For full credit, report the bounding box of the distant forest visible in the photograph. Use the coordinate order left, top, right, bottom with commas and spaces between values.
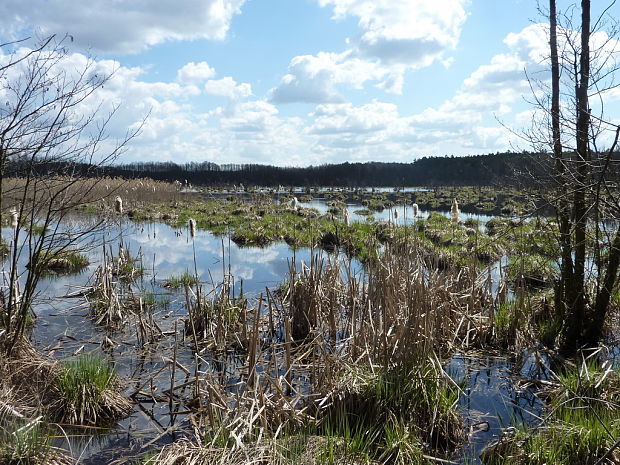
102, 152, 550, 187
12, 151, 620, 187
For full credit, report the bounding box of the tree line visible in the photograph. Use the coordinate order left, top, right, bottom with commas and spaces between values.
90, 151, 550, 187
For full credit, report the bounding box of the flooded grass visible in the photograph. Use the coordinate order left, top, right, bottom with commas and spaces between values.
163, 271, 199, 289
52, 353, 131, 426
37, 249, 90, 274
0, 419, 70, 465
483, 357, 620, 464
1, 183, 619, 464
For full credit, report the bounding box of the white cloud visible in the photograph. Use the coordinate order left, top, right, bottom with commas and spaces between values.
6, 19, 618, 168
270, 51, 386, 104
220, 101, 279, 132
0, 0, 246, 54
309, 102, 399, 135
270, 0, 468, 104
204, 77, 252, 99
176, 61, 216, 85
319, 0, 467, 65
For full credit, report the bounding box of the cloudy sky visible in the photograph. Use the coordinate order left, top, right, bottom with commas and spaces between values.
0, 0, 618, 166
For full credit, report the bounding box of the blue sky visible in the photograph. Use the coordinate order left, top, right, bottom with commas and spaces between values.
0, 0, 618, 166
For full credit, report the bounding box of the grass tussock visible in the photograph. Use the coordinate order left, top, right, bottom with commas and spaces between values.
506, 254, 557, 289
32, 249, 89, 274
483, 356, 620, 465
317, 358, 464, 462
0, 346, 129, 429
0, 341, 59, 417
112, 245, 144, 281
163, 271, 198, 289
50, 353, 131, 426
0, 418, 73, 465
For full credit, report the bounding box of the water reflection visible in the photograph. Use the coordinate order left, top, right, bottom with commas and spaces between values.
2, 213, 538, 464
449, 354, 544, 464
299, 199, 496, 226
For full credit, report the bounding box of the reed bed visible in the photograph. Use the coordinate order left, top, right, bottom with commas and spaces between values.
85, 243, 150, 327
1, 176, 181, 215
184, 278, 249, 352
127, 243, 497, 464
285, 243, 494, 359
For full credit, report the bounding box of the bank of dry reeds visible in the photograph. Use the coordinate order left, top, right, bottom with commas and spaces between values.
1, 176, 180, 216
136, 244, 488, 464
285, 243, 493, 359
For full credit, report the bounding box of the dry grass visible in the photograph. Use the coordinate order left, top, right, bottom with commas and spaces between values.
184, 279, 249, 352
284, 243, 493, 360
132, 245, 484, 465
0, 338, 130, 428
2, 176, 181, 216
85, 244, 151, 330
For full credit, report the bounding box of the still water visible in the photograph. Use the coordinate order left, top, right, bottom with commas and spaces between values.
0, 199, 539, 464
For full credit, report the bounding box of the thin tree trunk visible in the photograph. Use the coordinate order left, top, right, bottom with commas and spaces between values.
549, 0, 574, 325
562, 0, 591, 355
585, 226, 620, 347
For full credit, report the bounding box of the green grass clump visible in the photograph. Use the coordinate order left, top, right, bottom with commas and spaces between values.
186, 291, 247, 350
492, 300, 530, 348
35, 249, 89, 274
484, 361, 620, 465
353, 208, 374, 217
164, 271, 199, 289
0, 420, 54, 465
506, 254, 557, 288
113, 247, 144, 281
320, 359, 463, 463
536, 316, 563, 349
53, 353, 130, 426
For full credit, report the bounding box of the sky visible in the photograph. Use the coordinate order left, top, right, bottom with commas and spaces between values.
0, 0, 619, 167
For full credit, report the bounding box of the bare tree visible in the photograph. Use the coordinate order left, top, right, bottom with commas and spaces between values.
0, 35, 141, 353
530, 0, 620, 355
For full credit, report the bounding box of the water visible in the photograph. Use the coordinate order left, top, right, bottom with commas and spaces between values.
449, 353, 546, 463
1, 212, 542, 463
299, 198, 495, 226
6, 218, 362, 462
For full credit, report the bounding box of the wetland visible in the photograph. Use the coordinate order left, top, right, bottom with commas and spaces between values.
1, 180, 619, 465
